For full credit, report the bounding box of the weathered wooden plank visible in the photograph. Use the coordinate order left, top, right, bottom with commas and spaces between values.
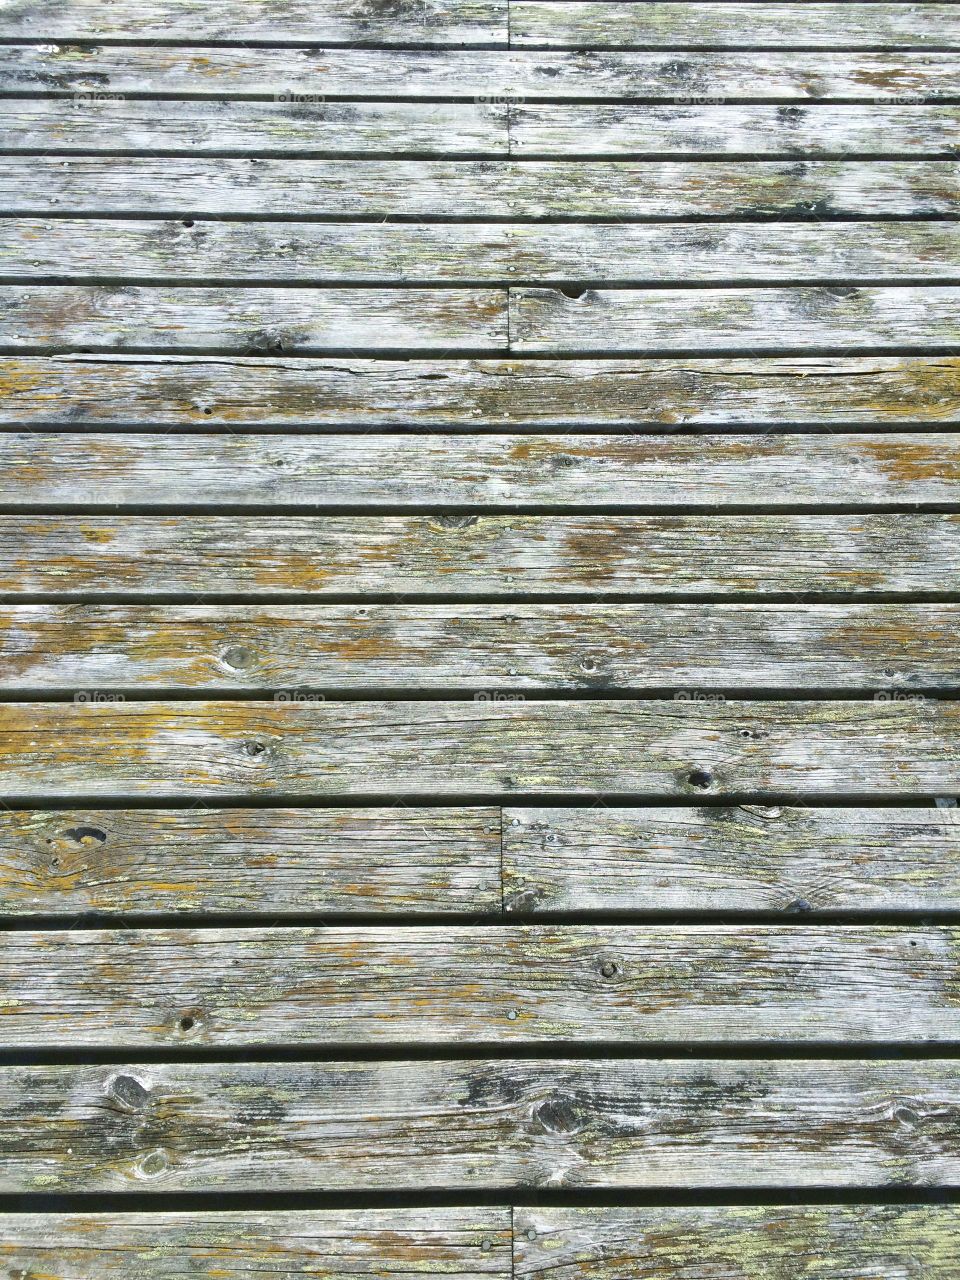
512, 4, 960, 49
1, 515, 956, 596
0, 0, 509, 43
7, 220, 958, 283
5, 925, 960, 1046
5, 158, 955, 217
511, 104, 960, 156
4, 355, 958, 427
13, 101, 958, 159
4, 604, 960, 692
5, 100, 508, 156
1, 699, 958, 799
2, 1059, 958, 1190
5, 433, 960, 506
510, 287, 960, 353
513, 1206, 960, 1279
2, 48, 956, 99
0, 1210, 513, 1279
0, 287, 507, 354
503, 806, 960, 912
0, 807, 500, 915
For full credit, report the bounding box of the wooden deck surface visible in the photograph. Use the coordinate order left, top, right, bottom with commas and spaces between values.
1, 0, 959, 1275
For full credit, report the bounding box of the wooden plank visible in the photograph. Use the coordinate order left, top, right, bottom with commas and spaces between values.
512, 4, 960, 50
503, 806, 960, 912
5, 924, 960, 1046
5, 100, 508, 156
1, 1058, 958, 1190
5, 433, 960, 507
511, 104, 960, 157
0, 287, 507, 354
0, 1209, 514, 1278
0, 699, 958, 799
3, 355, 958, 427
5, 158, 955, 217
0, 807, 500, 916
4, 604, 960, 692
1, 514, 956, 596
510, 286, 960, 354
0, 0, 509, 43
513, 1206, 960, 1279
7, 220, 959, 283
2, 48, 956, 99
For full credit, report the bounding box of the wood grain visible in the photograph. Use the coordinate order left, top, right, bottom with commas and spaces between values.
0, 287, 507, 354
3, 604, 959, 692
0, 1209, 513, 1279
1, 515, 957, 596
503, 806, 960, 912
514, 1206, 960, 1279
512, 4, 960, 49
0, 806, 500, 915
7, 159, 955, 217
1, 1058, 958, 1190
5, 433, 960, 506
0, 0, 509, 43
4, 356, 958, 427
4, 924, 960, 1046
8, 220, 958, 283
509, 286, 960, 353
0, 699, 958, 799
2, 47, 955, 99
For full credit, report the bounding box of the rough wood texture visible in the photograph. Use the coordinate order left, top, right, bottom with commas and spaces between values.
512, 4, 960, 49
4, 100, 509, 157
513, 1206, 960, 1279
511, 104, 960, 157
4, 356, 958, 427
0, 287, 507, 354
510, 287, 960, 353
0, 0, 508, 43
9, 220, 959, 283
0, 807, 500, 916
1, 699, 958, 799
2, 514, 957, 596
503, 806, 960, 912
2, 48, 956, 99
3, 604, 959, 692
7, 159, 956, 218
5, 924, 960, 1046
2, 1059, 958, 1191
5, 433, 960, 506
0, 1210, 513, 1279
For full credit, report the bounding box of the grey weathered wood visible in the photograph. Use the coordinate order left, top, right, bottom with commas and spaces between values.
0, 0, 509, 43
0, 807, 500, 915
0, 287, 507, 354
5, 924, 960, 1046
512, 4, 960, 49
5, 433, 960, 506
1, 699, 958, 798
511, 104, 960, 156
5, 100, 508, 156
4, 604, 960, 692
6, 220, 958, 283
503, 806, 960, 912
1, 1059, 958, 1190
2, 47, 955, 99
514, 1206, 960, 1279
5, 158, 955, 218
2, 514, 957, 596
3, 355, 958, 427
510, 287, 960, 353
0, 1210, 513, 1279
